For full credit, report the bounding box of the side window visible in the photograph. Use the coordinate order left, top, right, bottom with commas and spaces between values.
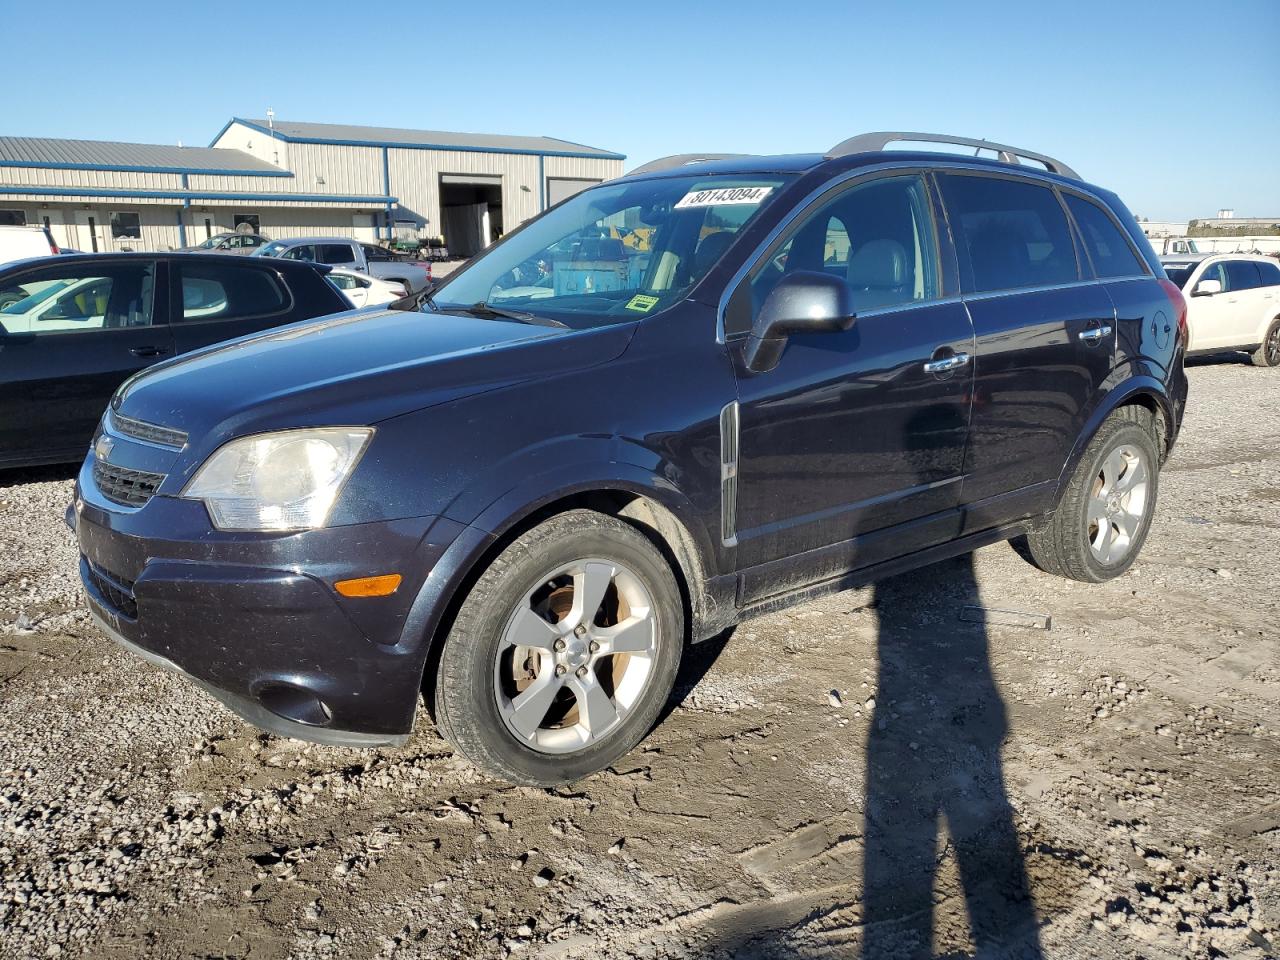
363, 245, 391, 262
177, 263, 289, 323
1257, 260, 1280, 287
319, 244, 355, 265
1197, 262, 1227, 292
1224, 261, 1261, 291
940, 174, 1079, 293
1065, 195, 1145, 278
281, 245, 316, 262
748, 175, 940, 320
0, 263, 155, 335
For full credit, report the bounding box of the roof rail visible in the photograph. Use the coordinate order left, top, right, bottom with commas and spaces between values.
625, 153, 752, 177
826, 132, 1080, 180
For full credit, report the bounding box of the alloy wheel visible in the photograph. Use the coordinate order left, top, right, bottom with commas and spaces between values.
493, 559, 658, 754
1086, 444, 1150, 565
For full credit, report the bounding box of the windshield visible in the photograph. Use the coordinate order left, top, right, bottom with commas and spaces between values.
0, 279, 75, 315
255, 241, 289, 258
1162, 263, 1198, 288
433, 174, 790, 328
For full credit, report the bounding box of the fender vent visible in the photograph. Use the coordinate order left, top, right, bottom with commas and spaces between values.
720, 401, 740, 547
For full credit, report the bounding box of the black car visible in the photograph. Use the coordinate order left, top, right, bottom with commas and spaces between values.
0, 253, 349, 468
72, 132, 1189, 785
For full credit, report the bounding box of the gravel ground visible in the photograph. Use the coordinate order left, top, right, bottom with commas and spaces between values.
1, 358, 1278, 960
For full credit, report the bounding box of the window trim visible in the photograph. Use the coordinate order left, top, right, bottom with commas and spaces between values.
170, 261, 294, 327
937, 169, 1087, 296
715, 158, 1130, 343
721, 168, 950, 340
0, 259, 162, 337
1058, 188, 1151, 281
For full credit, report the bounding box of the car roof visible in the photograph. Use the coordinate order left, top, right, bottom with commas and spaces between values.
267, 236, 358, 245
618, 149, 1098, 190
1160, 253, 1276, 265
0, 251, 332, 275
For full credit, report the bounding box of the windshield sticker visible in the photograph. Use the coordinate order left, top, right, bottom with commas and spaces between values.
625, 294, 661, 313
674, 186, 774, 209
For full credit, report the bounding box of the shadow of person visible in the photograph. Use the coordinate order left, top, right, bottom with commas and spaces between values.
861, 555, 1043, 959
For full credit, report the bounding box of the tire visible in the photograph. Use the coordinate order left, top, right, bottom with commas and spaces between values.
1250, 318, 1280, 367
1024, 406, 1160, 583
434, 509, 684, 785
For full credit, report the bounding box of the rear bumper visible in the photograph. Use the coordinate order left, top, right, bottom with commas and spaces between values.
72, 477, 470, 745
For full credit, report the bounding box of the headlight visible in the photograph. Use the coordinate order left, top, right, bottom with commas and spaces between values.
182, 427, 373, 531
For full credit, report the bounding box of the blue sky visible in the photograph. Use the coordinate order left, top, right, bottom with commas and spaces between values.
5, 0, 1277, 220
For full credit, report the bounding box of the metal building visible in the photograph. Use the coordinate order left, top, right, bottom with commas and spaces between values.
0, 119, 625, 257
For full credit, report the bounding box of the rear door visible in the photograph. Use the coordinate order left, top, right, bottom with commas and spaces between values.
0, 258, 169, 465
169, 259, 297, 355
318, 242, 361, 271
938, 172, 1116, 526
1222, 260, 1264, 346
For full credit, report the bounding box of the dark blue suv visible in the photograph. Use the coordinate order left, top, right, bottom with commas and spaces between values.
72, 133, 1189, 784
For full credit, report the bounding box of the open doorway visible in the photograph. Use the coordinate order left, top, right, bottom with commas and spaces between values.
439, 175, 503, 258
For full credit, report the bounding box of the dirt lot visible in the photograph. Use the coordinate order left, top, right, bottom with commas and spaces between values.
1, 358, 1278, 960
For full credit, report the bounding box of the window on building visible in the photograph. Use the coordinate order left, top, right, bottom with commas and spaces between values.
233, 214, 260, 234
176, 262, 288, 323
0, 210, 27, 227
1065, 194, 1145, 278
940, 175, 1080, 292
110, 211, 142, 241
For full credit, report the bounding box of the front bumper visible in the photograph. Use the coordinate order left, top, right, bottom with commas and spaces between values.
72, 464, 469, 746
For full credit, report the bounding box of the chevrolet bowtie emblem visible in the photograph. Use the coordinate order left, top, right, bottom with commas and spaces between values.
94, 435, 115, 462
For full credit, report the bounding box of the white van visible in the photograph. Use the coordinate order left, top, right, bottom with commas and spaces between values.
0, 225, 59, 268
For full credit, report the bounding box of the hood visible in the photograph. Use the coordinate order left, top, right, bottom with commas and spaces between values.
114, 308, 636, 443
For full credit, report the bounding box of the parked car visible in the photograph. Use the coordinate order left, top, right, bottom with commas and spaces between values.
253, 237, 433, 292
0, 253, 349, 468
72, 132, 1188, 785
1161, 254, 1280, 366
0, 224, 58, 269
182, 232, 271, 255
326, 269, 408, 308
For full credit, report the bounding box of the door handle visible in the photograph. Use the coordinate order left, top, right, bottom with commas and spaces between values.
923, 352, 971, 374
130, 345, 170, 358
1078, 324, 1113, 343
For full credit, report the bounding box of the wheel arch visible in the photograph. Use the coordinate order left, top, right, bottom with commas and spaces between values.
1053, 377, 1174, 504
410, 479, 722, 721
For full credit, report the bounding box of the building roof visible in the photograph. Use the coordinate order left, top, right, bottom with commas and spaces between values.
226, 118, 625, 160
0, 136, 289, 177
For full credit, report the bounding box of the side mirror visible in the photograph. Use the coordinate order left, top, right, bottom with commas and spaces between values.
744, 271, 856, 373
1192, 278, 1222, 297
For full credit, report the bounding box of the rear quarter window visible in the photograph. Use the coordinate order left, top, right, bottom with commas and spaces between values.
940, 174, 1079, 293
1065, 195, 1145, 278
177, 263, 289, 322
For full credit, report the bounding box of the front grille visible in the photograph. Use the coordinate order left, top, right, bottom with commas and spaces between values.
85, 560, 138, 620
109, 412, 188, 449
92, 461, 165, 507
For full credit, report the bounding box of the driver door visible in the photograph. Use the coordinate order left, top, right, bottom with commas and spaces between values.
725, 173, 975, 601
0, 259, 170, 465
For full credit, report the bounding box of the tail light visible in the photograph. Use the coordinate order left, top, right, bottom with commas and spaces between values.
1158, 278, 1188, 348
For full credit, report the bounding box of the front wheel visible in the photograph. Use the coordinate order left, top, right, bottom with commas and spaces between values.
434, 510, 684, 785
1251, 318, 1280, 368
1024, 406, 1160, 583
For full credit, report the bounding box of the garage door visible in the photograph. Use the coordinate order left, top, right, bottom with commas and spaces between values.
547, 178, 601, 207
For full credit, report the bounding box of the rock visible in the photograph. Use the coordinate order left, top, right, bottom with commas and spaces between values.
1216, 568, 1233, 579
607, 839, 624, 855
827, 690, 842, 707
532, 868, 554, 888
